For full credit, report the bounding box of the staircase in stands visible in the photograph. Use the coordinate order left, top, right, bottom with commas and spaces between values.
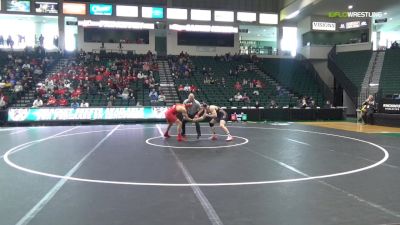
157, 60, 180, 106
12, 58, 67, 107
359, 51, 385, 106
249, 62, 298, 103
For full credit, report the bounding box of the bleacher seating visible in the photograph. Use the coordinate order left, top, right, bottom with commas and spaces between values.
172, 55, 296, 107
333, 50, 372, 93
257, 58, 324, 106
35, 51, 163, 107
0, 49, 56, 109
379, 49, 400, 97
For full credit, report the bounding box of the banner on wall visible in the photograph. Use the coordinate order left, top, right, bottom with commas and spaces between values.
312, 22, 336, 31
89, 4, 112, 16
35, 2, 59, 14
7, 0, 30, 12
7, 107, 168, 122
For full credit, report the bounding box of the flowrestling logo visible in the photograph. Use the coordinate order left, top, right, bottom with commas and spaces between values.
328, 11, 383, 18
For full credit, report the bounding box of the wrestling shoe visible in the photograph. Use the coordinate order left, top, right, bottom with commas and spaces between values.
226, 135, 233, 142
177, 134, 183, 142
209, 135, 217, 141
164, 133, 171, 138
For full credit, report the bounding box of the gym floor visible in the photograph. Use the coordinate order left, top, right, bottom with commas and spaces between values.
1, 122, 400, 225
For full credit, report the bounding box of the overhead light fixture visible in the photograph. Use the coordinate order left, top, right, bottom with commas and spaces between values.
390, 18, 393, 20
169, 24, 238, 33
286, 10, 300, 19
384, 12, 388, 15
348, 5, 353, 10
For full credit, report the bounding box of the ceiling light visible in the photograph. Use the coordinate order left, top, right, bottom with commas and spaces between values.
390, 18, 393, 20
384, 12, 388, 15
348, 5, 353, 10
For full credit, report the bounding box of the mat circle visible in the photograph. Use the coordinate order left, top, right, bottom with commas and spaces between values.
145, 134, 249, 149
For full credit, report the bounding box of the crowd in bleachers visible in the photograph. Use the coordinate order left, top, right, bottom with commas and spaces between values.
0, 48, 330, 109
0, 49, 54, 109
170, 52, 296, 107
32, 50, 164, 108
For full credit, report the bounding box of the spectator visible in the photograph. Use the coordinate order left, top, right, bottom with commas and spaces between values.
158, 92, 166, 105
128, 89, 136, 100
242, 92, 250, 103
203, 76, 210, 84
22, 62, 31, 70
299, 97, 307, 108
249, 81, 254, 89
14, 81, 24, 94
107, 95, 115, 107
256, 80, 263, 88
253, 89, 259, 96
0, 93, 8, 109
80, 99, 89, 107
58, 96, 68, 106
120, 88, 129, 100
32, 96, 43, 108
39, 34, 44, 46
276, 85, 284, 96
190, 84, 197, 93
269, 100, 279, 109
184, 84, 191, 92
46, 95, 57, 107
254, 100, 260, 108
149, 88, 158, 103
234, 82, 242, 91
242, 78, 248, 86
323, 100, 332, 109
308, 100, 317, 109
178, 84, 184, 92
71, 100, 79, 109
234, 92, 242, 102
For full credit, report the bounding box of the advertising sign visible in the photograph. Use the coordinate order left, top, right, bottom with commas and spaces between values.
63, 3, 86, 15
142, 7, 163, 19
89, 4, 112, 16
312, 21, 336, 31
35, 2, 58, 14
7, 0, 30, 12
8, 107, 169, 122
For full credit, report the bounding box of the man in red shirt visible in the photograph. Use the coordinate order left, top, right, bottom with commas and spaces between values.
47, 95, 57, 106
58, 96, 68, 106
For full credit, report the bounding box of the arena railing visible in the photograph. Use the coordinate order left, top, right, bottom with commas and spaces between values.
4, 106, 345, 125
296, 54, 333, 102
327, 45, 358, 107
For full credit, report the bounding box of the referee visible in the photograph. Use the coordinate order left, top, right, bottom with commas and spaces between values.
181, 93, 202, 139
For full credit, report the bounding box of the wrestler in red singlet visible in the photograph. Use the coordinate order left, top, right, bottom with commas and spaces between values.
164, 103, 193, 141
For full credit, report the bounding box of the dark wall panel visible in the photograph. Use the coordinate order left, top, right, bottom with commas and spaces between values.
84, 28, 150, 44
170, 0, 278, 12
177, 32, 234, 47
